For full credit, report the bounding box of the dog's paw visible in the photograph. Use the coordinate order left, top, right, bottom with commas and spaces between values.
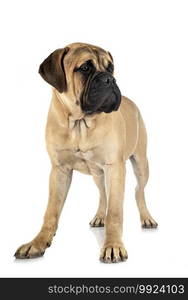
14, 239, 51, 259
89, 215, 105, 227
100, 243, 128, 263
141, 215, 158, 228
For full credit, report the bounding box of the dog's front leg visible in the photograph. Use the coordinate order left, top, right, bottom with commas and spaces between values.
15, 166, 72, 259
100, 162, 128, 263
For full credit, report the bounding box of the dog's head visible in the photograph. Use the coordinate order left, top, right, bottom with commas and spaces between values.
39, 43, 121, 115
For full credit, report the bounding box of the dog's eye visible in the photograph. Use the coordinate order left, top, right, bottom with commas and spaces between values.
79, 63, 90, 73
106, 62, 114, 73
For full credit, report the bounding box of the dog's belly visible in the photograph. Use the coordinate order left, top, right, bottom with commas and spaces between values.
73, 151, 103, 176
72, 158, 91, 174
56, 149, 103, 175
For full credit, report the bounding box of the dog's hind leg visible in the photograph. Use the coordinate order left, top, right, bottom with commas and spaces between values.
130, 153, 158, 228
89, 173, 107, 227
129, 111, 158, 228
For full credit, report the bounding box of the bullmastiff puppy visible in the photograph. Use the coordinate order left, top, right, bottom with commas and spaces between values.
15, 42, 157, 263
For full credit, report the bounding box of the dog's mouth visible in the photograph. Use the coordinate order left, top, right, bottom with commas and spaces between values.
81, 72, 121, 115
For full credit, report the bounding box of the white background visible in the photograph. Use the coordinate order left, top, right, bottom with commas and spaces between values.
0, 0, 188, 278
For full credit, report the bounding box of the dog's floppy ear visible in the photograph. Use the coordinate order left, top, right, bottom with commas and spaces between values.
39, 47, 69, 93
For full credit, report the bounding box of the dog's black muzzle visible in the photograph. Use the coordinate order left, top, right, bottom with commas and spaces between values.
81, 72, 121, 115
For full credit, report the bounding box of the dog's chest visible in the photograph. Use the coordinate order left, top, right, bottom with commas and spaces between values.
68, 119, 95, 159
70, 119, 88, 141
56, 118, 112, 166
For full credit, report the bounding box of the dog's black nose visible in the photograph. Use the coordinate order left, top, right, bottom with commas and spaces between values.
100, 74, 115, 86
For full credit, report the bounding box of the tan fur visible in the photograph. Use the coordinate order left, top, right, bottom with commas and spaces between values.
15, 43, 157, 262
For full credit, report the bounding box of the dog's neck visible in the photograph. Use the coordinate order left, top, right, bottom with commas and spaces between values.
54, 89, 83, 120
51, 89, 107, 129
